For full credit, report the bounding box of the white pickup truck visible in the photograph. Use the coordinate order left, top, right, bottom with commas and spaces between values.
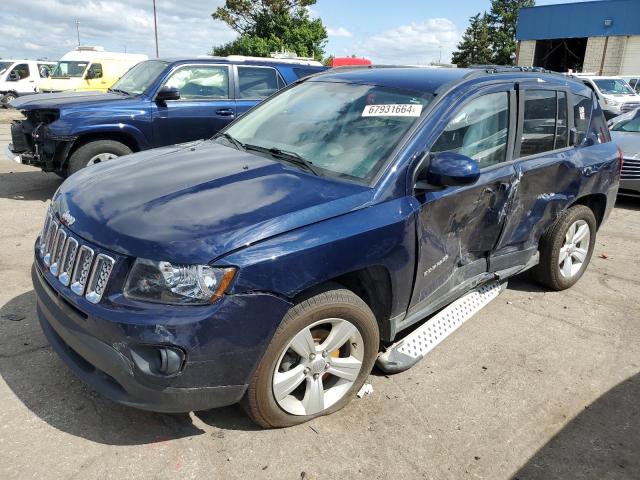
0, 60, 56, 106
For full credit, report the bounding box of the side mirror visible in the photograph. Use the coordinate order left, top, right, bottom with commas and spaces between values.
156, 86, 180, 103
415, 151, 480, 190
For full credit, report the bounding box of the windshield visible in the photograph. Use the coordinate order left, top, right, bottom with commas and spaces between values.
610, 110, 640, 132
0, 62, 13, 75
594, 79, 635, 95
224, 81, 432, 182
51, 61, 88, 78
110, 60, 169, 95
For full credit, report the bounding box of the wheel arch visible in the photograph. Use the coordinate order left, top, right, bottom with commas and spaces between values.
570, 193, 608, 229
68, 130, 141, 160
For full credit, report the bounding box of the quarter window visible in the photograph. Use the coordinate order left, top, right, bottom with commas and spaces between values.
237, 67, 280, 99
431, 91, 509, 168
164, 66, 229, 100
572, 94, 592, 144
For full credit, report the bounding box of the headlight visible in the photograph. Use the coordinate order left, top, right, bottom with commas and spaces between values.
604, 98, 621, 107
124, 258, 235, 305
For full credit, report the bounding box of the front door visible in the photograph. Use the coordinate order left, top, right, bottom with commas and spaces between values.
407, 86, 517, 321
151, 64, 235, 146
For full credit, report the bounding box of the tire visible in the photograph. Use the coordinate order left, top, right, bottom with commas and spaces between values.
1, 92, 16, 107
244, 287, 379, 428
532, 205, 597, 291
67, 140, 132, 176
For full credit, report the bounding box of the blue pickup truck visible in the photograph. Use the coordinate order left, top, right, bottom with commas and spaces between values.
8, 56, 325, 176
32, 67, 620, 427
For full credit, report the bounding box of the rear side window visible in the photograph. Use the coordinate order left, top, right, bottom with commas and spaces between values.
520, 90, 568, 157
573, 94, 593, 144
237, 66, 279, 99
431, 91, 509, 168
11, 63, 30, 80
293, 67, 321, 79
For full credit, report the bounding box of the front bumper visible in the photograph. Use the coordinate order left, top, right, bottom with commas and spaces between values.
33, 251, 292, 413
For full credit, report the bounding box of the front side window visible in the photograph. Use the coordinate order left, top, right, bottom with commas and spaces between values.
237, 66, 279, 99
110, 60, 168, 95
87, 63, 103, 79
431, 91, 509, 168
225, 80, 431, 182
51, 61, 88, 78
10, 64, 30, 80
163, 65, 229, 100
594, 79, 635, 95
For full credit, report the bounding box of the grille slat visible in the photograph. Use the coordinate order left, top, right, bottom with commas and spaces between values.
49, 229, 67, 276
58, 237, 79, 286
43, 221, 59, 266
85, 254, 115, 304
70, 245, 95, 296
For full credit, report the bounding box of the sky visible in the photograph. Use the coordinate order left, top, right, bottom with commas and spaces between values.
0, 0, 599, 64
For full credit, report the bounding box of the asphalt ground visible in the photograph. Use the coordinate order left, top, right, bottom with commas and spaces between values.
0, 108, 639, 479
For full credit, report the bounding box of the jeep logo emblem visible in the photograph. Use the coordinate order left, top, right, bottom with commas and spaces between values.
60, 210, 75, 226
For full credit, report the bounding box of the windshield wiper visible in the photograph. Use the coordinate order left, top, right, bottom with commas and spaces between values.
215, 132, 245, 151
244, 144, 321, 176
108, 88, 130, 96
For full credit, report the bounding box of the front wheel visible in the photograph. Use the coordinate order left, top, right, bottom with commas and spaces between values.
532, 205, 597, 290
67, 140, 132, 176
244, 287, 379, 428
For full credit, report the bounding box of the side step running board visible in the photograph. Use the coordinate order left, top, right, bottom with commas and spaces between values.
376, 281, 506, 374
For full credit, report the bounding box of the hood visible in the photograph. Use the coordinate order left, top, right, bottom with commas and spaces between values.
603, 93, 640, 103
11, 91, 130, 110
610, 131, 640, 159
53, 141, 374, 264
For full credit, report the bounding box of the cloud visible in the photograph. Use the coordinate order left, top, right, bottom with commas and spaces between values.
360, 18, 459, 65
327, 26, 353, 38
0, 0, 237, 60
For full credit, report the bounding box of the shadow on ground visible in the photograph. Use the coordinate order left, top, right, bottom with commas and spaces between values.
513, 372, 640, 479
615, 196, 640, 212
0, 170, 62, 202
0, 290, 260, 446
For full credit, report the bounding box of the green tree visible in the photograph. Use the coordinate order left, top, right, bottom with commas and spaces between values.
451, 13, 492, 67
211, 0, 327, 61
487, 0, 535, 65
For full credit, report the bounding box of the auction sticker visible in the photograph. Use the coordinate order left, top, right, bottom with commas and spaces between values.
362, 104, 423, 117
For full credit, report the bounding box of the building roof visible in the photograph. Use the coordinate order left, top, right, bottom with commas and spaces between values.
516, 0, 640, 41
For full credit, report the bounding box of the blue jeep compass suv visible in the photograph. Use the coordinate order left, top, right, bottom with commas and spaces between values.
32, 67, 620, 427
8, 56, 325, 176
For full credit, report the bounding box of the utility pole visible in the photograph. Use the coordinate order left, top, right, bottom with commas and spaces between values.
76, 20, 81, 47
153, 0, 159, 58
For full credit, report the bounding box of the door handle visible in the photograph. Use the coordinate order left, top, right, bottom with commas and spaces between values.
215, 108, 234, 116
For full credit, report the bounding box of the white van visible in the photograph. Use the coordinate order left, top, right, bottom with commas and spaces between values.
0, 60, 56, 104
574, 74, 640, 119
41, 46, 147, 93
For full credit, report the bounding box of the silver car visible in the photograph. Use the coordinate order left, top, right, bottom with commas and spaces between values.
609, 109, 640, 196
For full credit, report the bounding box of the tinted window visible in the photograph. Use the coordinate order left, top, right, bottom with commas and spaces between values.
594, 79, 635, 95
520, 90, 557, 156
431, 92, 509, 168
573, 94, 592, 144
237, 66, 279, 99
11, 64, 30, 80
111, 60, 168, 95
87, 63, 103, 78
293, 67, 322, 79
164, 65, 229, 99
38, 64, 52, 78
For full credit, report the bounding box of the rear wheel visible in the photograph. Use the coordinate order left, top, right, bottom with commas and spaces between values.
532, 205, 596, 290
67, 140, 132, 176
244, 287, 379, 428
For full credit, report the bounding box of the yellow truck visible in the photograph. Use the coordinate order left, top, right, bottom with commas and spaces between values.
41, 46, 147, 93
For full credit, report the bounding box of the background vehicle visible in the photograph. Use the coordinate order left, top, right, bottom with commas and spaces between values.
0, 60, 56, 105
620, 76, 640, 94
40, 46, 147, 93
8, 56, 326, 176
32, 68, 620, 427
574, 74, 640, 119
609, 108, 640, 196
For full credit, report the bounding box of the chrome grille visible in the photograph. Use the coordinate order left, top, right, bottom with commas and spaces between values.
85, 254, 115, 304
58, 237, 79, 286
37, 211, 116, 304
70, 245, 95, 296
622, 158, 640, 180
49, 228, 67, 276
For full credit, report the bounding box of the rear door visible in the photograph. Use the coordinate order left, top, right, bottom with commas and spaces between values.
491, 85, 578, 269
234, 65, 286, 117
151, 64, 235, 146
407, 85, 517, 322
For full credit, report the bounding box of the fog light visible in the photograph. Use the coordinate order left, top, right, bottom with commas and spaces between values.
130, 344, 185, 377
